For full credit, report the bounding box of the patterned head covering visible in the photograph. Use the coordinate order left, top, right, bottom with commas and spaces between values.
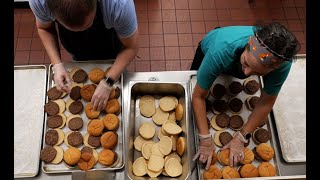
249, 34, 291, 68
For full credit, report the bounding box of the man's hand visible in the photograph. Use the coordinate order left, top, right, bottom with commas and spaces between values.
221, 132, 245, 167
193, 134, 215, 170
91, 80, 112, 111
52, 63, 72, 92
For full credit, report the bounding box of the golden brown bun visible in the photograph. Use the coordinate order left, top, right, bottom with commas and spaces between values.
85, 102, 100, 119
77, 152, 96, 171
217, 149, 230, 166
256, 143, 274, 161
88, 68, 105, 84
105, 99, 120, 115
240, 147, 254, 164
176, 137, 185, 156
103, 114, 119, 131
100, 131, 118, 149
87, 119, 104, 136
203, 165, 222, 179
258, 162, 276, 177
210, 151, 218, 165
63, 147, 81, 166
221, 166, 240, 178
98, 149, 117, 166
109, 86, 121, 99
80, 84, 96, 101
175, 104, 183, 121
239, 164, 259, 178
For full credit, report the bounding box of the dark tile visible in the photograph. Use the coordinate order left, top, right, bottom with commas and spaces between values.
205, 21, 220, 33
216, 9, 232, 20
215, 0, 232, 8
192, 34, 205, 46
293, 31, 305, 44
136, 48, 150, 60
149, 22, 163, 34
219, 20, 239, 27
299, 43, 305, 54
33, 26, 39, 37
230, 9, 255, 21
270, 8, 286, 20
126, 61, 136, 72
150, 35, 164, 47
178, 34, 193, 46
162, 0, 175, 9
18, 25, 34, 37
134, 0, 148, 10
294, 0, 306, 7
175, 0, 189, 9
179, 47, 194, 59
29, 51, 45, 64
31, 38, 44, 50
189, 0, 203, 9
284, 8, 299, 19
15, 51, 30, 65
287, 20, 303, 31
165, 47, 180, 60
16, 38, 32, 50
151, 61, 166, 71
164, 34, 178, 46
166, 60, 181, 70
136, 10, 148, 22
203, 10, 218, 21
202, 0, 216, 9
162, 10, 176, 21
14, 27, 19, 38
150, 47, 165, 60
176, 10, 190, 21
135, 60, 151, 72
163, 22, 177, 33
177, 22, 192, 33
297, 7, 305, 20
180, 59, 193, 70
191, 22, 205, 33
138, 22, 149, 34
61, 50, 73, 62
148, 10, 162, 22
14, 38, 17, 51
139, 35, 150, 47
190, 10, 204, 21
148, 0, 162, 10
281, 0, 296, 7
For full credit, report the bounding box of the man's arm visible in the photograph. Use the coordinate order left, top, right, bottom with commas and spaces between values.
192, 83, 210, 135
36, 20, 61, 65
241, 91, 277, 134
105, 30, 139, 81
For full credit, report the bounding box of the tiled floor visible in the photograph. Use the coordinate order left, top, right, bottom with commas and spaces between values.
14, 0, 306, 72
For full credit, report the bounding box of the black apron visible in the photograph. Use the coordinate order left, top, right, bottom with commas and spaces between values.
56, 1, 123, 61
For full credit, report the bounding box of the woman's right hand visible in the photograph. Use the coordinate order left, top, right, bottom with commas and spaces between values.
192, 134, 215, 170
52, 63, 72, 92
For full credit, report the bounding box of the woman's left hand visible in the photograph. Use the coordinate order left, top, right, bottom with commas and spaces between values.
221, 135, 245, 167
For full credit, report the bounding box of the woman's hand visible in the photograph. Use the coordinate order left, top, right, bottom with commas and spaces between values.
91, 80, 112, 111
221, 131, 245, 167
193, 134, 215, 170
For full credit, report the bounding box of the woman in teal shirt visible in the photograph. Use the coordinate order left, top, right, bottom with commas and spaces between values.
191, 23, 300, 169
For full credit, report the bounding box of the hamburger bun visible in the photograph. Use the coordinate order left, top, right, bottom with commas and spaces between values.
88, 67, 105, 84
240, 147, 254, 164
221, 166, 240, 178
217, 149, 230, 166
239, 164, 259, 178
258, 162, 276, 177
87, 119, 104, 136
256, 143, 274, 161
63, 147, 81, 166
98, 149, 117, 166
100, 131, 118, 149
203, 165, 222, 179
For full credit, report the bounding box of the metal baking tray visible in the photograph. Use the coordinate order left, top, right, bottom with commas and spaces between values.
189, 74, 279, 179
41, 61, 124, 173
271, 55, 306, 163
14, 65, 47, 178
125, 82, 192, 180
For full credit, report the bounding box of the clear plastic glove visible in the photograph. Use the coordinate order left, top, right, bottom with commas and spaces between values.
193, 134, 215, 170
91, 80, 112, 111
52, 63, 72, 92
221, 131, 245, 167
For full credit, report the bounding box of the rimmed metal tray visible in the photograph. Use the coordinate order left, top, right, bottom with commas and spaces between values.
42, 61, 124, 173
189, 74, 279, 179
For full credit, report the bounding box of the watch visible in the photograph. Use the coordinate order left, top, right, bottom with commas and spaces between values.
242, 131, 252, 140
104, 76, 115, 87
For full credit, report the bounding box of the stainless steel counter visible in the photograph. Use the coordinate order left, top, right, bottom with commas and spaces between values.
15, 71, 306, 180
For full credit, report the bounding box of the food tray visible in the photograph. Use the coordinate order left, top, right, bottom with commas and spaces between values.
42, 61, 124, 173
14, 65, 47, 178
189, 74, 279, 179
271, 56, 306, 163
125, 82, 192, 180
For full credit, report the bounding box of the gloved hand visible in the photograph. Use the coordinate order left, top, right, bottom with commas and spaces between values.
52, 63, 72, 92
221, 131, 245, 167
91, 80, 112, 111
193, 134, 215, 170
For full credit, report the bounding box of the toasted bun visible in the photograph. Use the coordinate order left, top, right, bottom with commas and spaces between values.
103, 113, 120, 131
175, 104, 183, 121
239, 164, 259, 178
88, 67, 105, 84
63, 147, 81, 166
258, 162, 276, 177
256, 143, 274, 161
85, 102, 100, 119
240, 147, 254, 164
87, 119, 104, 136
98, 149, 117, 166
203, 165, 222, 179
176, 137, 185, 156
105, 99, 121, 115
100, 131, 118, 149
221, 166, 240, 178
217, 149, 230, 166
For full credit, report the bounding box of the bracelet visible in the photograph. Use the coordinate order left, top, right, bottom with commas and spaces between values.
199, 134, 212, 140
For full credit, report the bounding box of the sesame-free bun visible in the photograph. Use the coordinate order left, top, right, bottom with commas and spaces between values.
221, 166, 240, 178
88, 67, 105, 84
105, 99, 120, 115
85, 102, 100, 119
103, 113, 120, 131
217, 149, 230, 166
87, 119, 104, 136
239, 164, 259, 178
240, 147, 254, 164
256, 143, 274, 161
100, 131, 118, 149
98, 149, 117, 166
63, 147, 81, 166
203, 165, 222, 179
80, 84, 96, 101
258, 162, 276, 177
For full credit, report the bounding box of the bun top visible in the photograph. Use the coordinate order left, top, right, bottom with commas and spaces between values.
240, 147, 254, 164
239, 164, 259, 178
203, 165, 222, 179
63, 147, 81, 166
221, 166, 240, 178
256, 143, 274, 161
258, 162, 276, 177
218, 149, 230, 166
